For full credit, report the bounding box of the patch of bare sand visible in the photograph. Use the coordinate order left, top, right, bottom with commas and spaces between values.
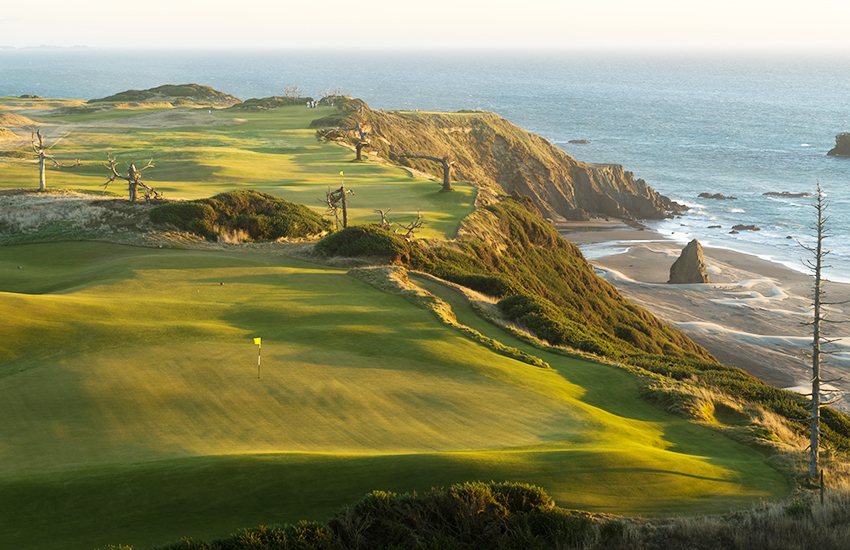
562, 221, 850, 411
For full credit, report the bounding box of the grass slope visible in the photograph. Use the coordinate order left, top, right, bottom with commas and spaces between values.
0, 99, 475, 241
0, 241, 787, 550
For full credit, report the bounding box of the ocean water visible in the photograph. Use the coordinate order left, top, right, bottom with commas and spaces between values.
2, 48, 849, 280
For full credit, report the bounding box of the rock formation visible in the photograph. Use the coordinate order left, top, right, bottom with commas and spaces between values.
732, 224, 760, 231
668, 239, 710, 284
827, 133, 850, 157
763, 191, 811, 198
312, 99, 687, 222
699, 192, 737, 200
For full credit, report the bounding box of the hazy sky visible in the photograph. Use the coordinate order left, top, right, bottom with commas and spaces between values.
2, 0, 849, 52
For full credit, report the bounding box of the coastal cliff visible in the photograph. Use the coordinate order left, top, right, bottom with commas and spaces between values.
312, 99, 685, 221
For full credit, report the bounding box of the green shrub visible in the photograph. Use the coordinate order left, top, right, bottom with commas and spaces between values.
314, 225, 410, 263
149, 190, 330, 241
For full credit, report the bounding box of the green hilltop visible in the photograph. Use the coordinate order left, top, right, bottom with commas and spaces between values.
0, 90, 848, 550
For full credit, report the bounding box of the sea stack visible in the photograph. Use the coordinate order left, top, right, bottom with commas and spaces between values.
668, 239, 710, 284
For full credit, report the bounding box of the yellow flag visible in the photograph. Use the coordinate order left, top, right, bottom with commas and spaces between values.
253, 337, 261, 345
339, 171, 344, 176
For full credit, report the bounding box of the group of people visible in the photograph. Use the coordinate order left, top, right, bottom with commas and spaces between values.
306, 99, 334, 108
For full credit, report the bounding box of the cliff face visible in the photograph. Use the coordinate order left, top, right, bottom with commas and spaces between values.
313, 100, 685, 221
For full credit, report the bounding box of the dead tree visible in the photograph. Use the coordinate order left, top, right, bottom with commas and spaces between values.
798, 182, 843, 481
30, 128, 80, 191
282, 85, 303, 99
318, 121, 371, 161
323, 184, 354, 230
374, 209, 391, 229
103, 153, 160, 202
400, 153, 454, 192
397, 210, 424, 238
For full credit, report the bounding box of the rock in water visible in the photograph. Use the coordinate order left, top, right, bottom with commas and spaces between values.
668, 239, 710, 284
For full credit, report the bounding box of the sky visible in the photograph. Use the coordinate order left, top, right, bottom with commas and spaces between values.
2, 0, 849, 52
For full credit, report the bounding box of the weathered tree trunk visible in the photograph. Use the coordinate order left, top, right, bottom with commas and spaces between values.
341, 184, 348, 228
802, 183, 830, 481
810, 193, 825, 480
103, 155, 156, 202
356, 142, 365, 161
440, 158, 452, 192
128, 164, 138, 203
38, 155, 46, 191
400, 154, 454, 192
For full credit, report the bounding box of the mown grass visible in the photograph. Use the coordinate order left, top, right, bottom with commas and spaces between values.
0, 104, 475, 240
0, 241, 788, 550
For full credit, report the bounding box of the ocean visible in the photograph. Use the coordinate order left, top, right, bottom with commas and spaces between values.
2, 48, 849, 280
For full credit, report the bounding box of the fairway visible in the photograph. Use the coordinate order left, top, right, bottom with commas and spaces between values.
0, 99, 476, 241
0, 241, 788, 550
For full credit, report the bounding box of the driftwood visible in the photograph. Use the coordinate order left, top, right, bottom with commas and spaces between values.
103, 153, 160, 202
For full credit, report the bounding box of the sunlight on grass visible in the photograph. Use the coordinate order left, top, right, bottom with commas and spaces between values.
0, 105, 474, 240
0, 242, 787, 550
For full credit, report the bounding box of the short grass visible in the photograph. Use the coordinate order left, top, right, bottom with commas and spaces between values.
0, 104, 475, 240
0, 242, 788, 550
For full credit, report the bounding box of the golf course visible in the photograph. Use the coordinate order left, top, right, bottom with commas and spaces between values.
0, 92, 804, 549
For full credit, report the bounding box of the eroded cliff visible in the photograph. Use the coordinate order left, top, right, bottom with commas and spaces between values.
313, 99, 685, 221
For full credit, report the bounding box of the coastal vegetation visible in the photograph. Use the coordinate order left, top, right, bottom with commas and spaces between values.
0, 89, 849, 549
89, 84, 241, 106
149, 189, 331, 241
110, 479, 850, 550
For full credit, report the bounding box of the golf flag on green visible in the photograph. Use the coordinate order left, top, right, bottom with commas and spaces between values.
254, 337, 261, 378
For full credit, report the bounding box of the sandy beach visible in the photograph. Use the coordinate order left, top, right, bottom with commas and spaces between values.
557, 221, 850, 412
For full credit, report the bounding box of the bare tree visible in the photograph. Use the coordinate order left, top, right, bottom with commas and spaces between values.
798, 183, 843, 481
399, 153, 454, 192
397, 210, 424, 238
30, 128, 80, 191
103, 153, 160, 202
282, 85, 303, 99
317, 121, 370, 161
374, 208, 391, 229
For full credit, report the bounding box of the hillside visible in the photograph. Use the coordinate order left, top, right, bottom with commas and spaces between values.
0, 94, 848, 550
312, 99, 686, 221
88, 83, 242, 107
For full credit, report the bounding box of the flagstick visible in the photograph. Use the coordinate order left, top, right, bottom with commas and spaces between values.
257, 341, 261, 379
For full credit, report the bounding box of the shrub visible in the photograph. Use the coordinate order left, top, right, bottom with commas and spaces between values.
314, 225, 410, 263
149, 190, 330, 241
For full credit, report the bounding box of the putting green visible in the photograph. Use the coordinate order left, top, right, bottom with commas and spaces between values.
0, 242, 787, 550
